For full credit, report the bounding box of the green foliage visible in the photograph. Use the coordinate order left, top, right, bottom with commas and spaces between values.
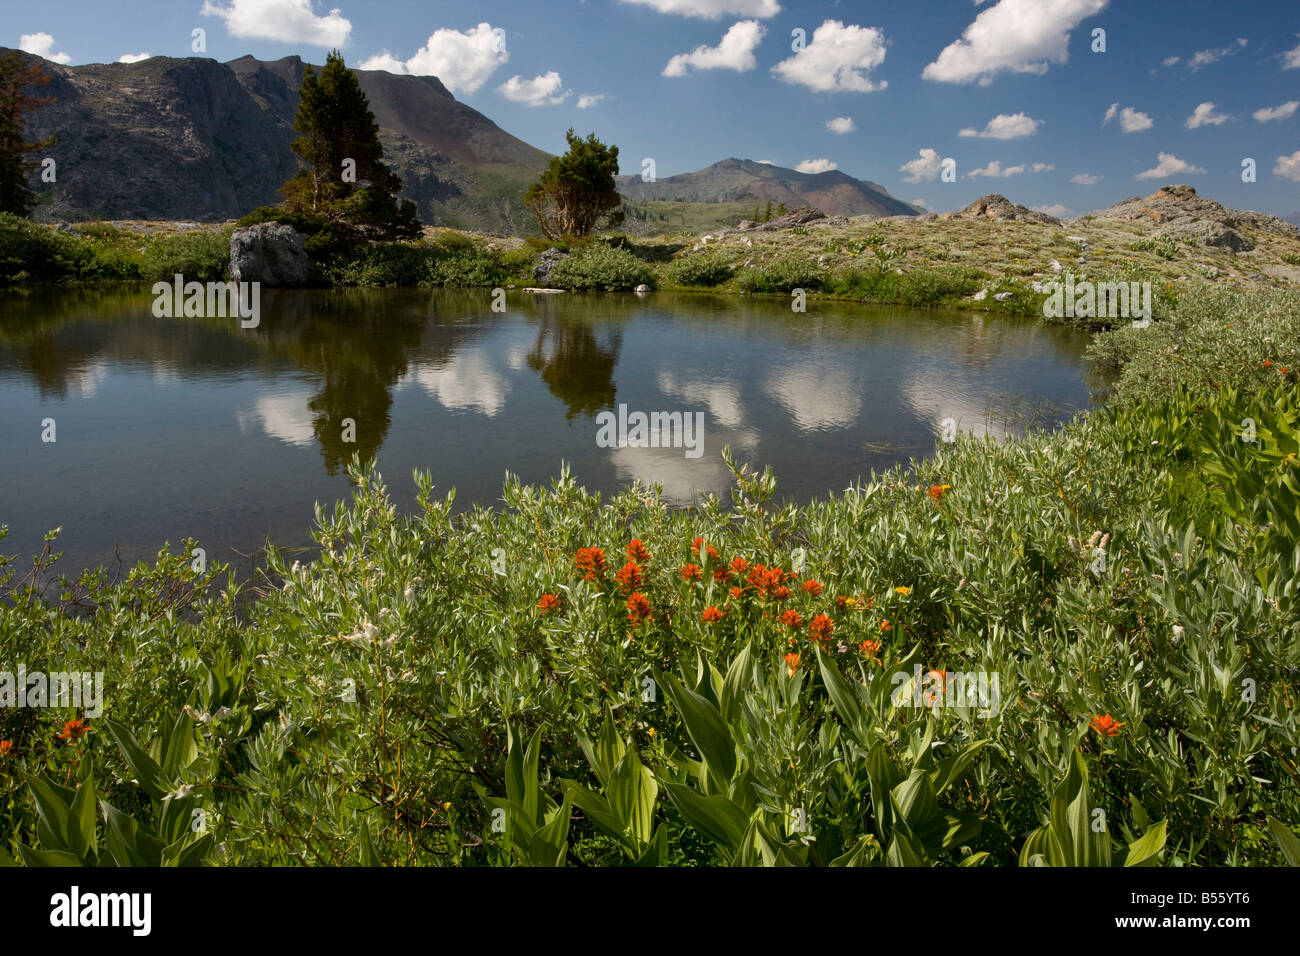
0, 52, 56, 218
525, 128, 622, 239
1127, 236, 1181, 260
735, 256, 828, 293
665, 248, 732, 287
548, 244, 654, 291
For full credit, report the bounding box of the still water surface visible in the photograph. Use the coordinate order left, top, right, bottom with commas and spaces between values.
0, 287, 1105, 575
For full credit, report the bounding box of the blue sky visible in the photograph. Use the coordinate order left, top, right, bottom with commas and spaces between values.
5, 0, 1300, 215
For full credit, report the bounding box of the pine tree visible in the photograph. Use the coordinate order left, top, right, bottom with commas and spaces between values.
0, 52, 55, 218
763, 200, 772, 223
525, 129, 622, 239
281, 50, 418, 240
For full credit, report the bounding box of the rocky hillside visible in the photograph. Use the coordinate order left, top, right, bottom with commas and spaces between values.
8, 49, 550, 233
615, 157, 918, 219
943, 194, 1060, 225
1094, 184, 1298, 252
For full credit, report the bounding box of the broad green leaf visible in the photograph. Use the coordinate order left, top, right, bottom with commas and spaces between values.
661, 781, 749, 853
1124, 819, 1167, 867
1267, 817, 1300, 866
104, 719, 165, 801
607, 748, 657, 850
660, 673, 736, 781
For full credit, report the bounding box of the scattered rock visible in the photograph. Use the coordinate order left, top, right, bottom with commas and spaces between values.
994, 292, 1014, 302
750, 205, 828, 231
1049, 259, 1063, 274
1066, 235, 1089, 245
634, 284, 651, 295
1097, 184, 1296, 252
54, 221, 73, 233
944, 194, 1060, 224
972, 289, 988, 301
532, 247, 569, 284
522, 287, 566, 294
229, 223, 310, 287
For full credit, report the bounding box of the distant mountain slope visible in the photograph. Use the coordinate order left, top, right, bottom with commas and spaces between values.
8, 49, 550, 232
615, 158, 918, 219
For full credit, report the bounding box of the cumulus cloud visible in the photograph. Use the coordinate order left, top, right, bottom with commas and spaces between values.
577, 93, 605, 109
199, 0, 351, 47
1071, 172, 1102, 184
958, 112, 1041, 139
663, 20, 764, 76
826, 116, 856, 134
922, 0, 1108, 85
1185, 102, 1230, 128
796, 158, 837, 174
968, 160, 1026, 178
1032, 162, 1054, 172
118, 52, 151, 63
1275, 151, 1300, 182
755, 159, 776, 165
1161, 55, 1181, 67
359, 23, 508, 94
1186, 37, 1247, 70
1136, 152, 1207, 180
18, 32, 71, 64
772, 20, 888, 93
1285, 38, 1300, 69
899, 148, 948, 183
618, 0, 780, 18
1103, 102, 1153, 132
497, 71, 569, 106
1034, 203, 1071, 217
1253, 101, 1299, 123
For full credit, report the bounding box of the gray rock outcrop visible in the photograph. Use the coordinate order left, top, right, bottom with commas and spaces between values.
229, 223, 310, 286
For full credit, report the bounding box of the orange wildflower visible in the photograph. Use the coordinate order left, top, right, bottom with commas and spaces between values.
679, 563, 702, 582
626, 592, 652, 627
58, 719, 89, 744
859, 639, 881, 658
537, 593, 561, 614
880, 620, 893, 633
701, 605, 724, 622
784, 652, 801, 677
729, 557, 749, 575
1090, 714, 1125, 737
575, 547, 607, 581
809, 613, 834, 644
626, 539, 651, 563
802, 579, 823, 596
729, 586, 743, 600
773, 585, 792, 600
0, 740, 12, 756
780, 609, 803, 629
615, 561, 643, 594
927, 484, 952, 505
713, 565, 732, 583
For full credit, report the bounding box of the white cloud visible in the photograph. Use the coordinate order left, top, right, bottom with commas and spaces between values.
497, 71, 569, 106
199, 0, 351, 47
1103, 102, 1153, 132
360, 23, 509, 94
796, 158, 837, 174
358, 51, 408, 73
1186, 37, 1247, 70
968, 160, 1026, 178
899, 148, 947, 182
1285, 38, 1300, 69
577, 93, 605, 109
1275, 151, 1300, 182
237, 392, 315, 447
18, 32, 71, 64
772, 20, 888, 93
663, 20, 764, 76
1253, 101, 1299, 123
118, 52, 151, 63
1031, 162, 1054, 172
1136, 152, 1207, 180
912, 198, 930, 209
618, 0, 780, 18
405, 351, 509, 417
958, 111, 1041, 139
1071, 172, 1102, 184
755, 159, 776, 165
1033, 203, 1071, 217
1185, 101, 1230, 128
1161, 55, 1181, 67
922, 0, 1108, 85
826, 116, 856, 134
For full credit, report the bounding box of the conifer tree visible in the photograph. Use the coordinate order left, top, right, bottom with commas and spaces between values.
281, 50, 418, 240
0, 52, 55, 218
